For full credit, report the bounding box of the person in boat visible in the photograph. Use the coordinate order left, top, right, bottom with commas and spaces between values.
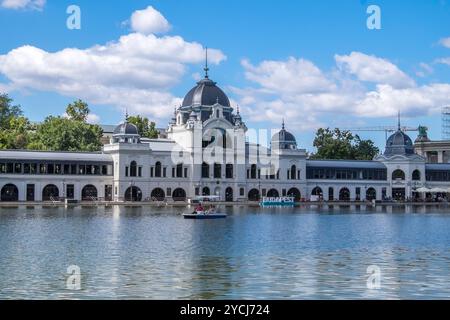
194, 203, 204, 214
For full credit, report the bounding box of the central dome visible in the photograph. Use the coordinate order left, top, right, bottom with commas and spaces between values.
182, 77, 230, 107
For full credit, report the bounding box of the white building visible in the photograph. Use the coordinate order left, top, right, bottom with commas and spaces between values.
1, 70, 450, 203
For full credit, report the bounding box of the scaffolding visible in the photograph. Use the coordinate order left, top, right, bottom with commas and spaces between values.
442, 106, 450, 140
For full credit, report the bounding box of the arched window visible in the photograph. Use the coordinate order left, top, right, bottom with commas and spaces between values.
151, 188, 165, 201
226, 164, 233, 179
172, 188, 186, 201
250, 164, 257, 179
202, 187, 210, 196
202, 162, 209, 178
248, 189, 260, 201
1, 184, 19, 202
125, 186, 142, 201
225, 187, 233, 202
287, 188, 301, 202
339, 188, 350, 201
155, 162, 162, 177
312, 187, 323, 197
267, 189, 279, 197
290, 165, 297, 180
412, 169, 421, 181
82, 185, 98, 201
214, 163, 221, 178
42, 184, 59, 201
366, 187, 377, 201
392, 169, 405, 180
130, 161, 137, 177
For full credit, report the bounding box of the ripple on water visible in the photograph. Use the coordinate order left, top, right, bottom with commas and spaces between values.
1, 205, 450, 299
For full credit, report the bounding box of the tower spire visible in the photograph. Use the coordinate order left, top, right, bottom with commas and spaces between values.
204, 47, 209, 78
282, 118, 285, 130
397, 110, 401, 131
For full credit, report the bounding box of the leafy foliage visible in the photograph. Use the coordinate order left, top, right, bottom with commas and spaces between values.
127, 115, 158, 139
0, 94, 103, 151
310, 128, 379, 160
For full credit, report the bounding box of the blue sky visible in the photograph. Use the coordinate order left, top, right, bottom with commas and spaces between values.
1, 0, 450, 151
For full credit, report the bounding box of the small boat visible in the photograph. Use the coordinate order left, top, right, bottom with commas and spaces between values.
183, 196, 227, 219
183, 212, 227, 219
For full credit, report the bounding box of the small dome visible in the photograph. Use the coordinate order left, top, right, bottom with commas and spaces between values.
182, 78, 230, 107
113, 122, 139, 135
271, 122, 297, 150
384, 129, 414, 156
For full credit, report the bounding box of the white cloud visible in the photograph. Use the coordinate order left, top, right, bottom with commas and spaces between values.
439, 37, 450, 48
1, 0, 45, 10
242, 57, 335, 94
87, 113, 100, 124
234, 53, 450, 131
335, 52, 415, 88
0, 8, 226, 120
130, 6, 171, 35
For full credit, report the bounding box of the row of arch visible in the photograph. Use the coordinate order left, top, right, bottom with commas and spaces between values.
247, 188, 302, 201
393, 169, 421, 181
0, 184, 99, 202
1, 183, 377, 202
311, 186, 377, 201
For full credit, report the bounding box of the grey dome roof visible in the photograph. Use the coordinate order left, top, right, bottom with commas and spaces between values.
182, 78, 230, 107
384, 129, 414, 156
113, 122, 139, 135
271, 125, 297, 150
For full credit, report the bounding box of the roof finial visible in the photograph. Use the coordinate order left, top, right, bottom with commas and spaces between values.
125, 108, 129, 122
398, 110, 401, 131
282, 118, 285, 130
236, 105, 240, 114
204, 47, 209, 78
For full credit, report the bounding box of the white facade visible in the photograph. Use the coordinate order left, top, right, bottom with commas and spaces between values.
2, 73, 450, 203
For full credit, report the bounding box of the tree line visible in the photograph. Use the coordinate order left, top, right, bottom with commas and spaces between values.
0, 93, 158, 152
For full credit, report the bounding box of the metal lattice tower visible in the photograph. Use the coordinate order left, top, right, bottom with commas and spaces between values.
442, 106, 450, 140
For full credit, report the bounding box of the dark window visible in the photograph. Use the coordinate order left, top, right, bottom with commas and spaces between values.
66, 184, 74, 199
155, 162, 162, 177
226, 164, 233, 179
214, 163, 221, 179
130, 161, 137, 177
250, 164, 257, 179
202, 162, 209, 178
176, 163, 183, 178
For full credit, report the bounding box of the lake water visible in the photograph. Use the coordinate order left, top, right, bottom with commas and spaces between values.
1, 204, 450, 299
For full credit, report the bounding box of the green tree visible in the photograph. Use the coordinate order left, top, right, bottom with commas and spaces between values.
0, 94, 33, 149
29, 116, 103, 152
0, 116, 33, 149
127, 115, 158, 138
29, 100, 103, 151
0, 93, 23, 129
310, 128, 379, 160
66, 99, 90, 122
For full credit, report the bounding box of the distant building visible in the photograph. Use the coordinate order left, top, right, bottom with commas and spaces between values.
414, 126, 450, 163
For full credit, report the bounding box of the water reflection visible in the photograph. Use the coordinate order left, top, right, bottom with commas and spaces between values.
1, 205, 450, 299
